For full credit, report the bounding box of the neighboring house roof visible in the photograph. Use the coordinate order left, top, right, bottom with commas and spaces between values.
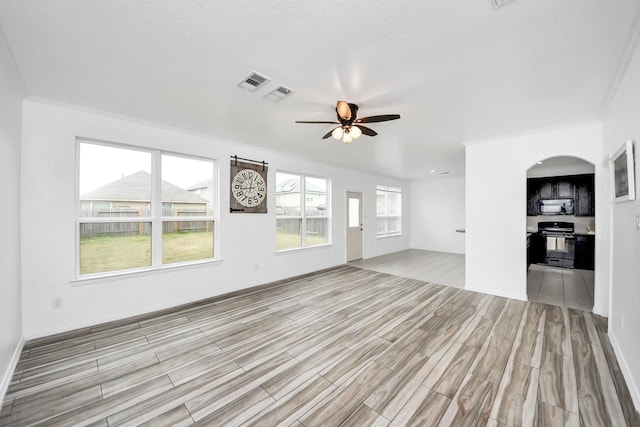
187, 178, 213, 192
276, 178, 324, 194
81, 171, 207, 203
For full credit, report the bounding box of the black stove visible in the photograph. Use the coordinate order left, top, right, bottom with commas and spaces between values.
538, 222, 575, 268
538, 221, 575, 237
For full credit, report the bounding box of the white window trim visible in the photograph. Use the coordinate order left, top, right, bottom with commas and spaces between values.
75, 138, 218, 280
376, 185, 402, 238
276, 171, 331, 251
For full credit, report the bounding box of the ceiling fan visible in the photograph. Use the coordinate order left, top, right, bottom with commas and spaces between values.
296, 101, 400, 144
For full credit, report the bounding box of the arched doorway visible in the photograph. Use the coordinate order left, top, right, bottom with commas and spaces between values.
526, 156, 596, 311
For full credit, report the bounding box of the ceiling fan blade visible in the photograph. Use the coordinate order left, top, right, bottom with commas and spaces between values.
336, 101, 352, 121
295, 120, 340, 124
355, 125, 378, 137
322, 128, 339, 139
355, 114, 401, 123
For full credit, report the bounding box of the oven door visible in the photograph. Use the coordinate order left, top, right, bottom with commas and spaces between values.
544, 234, 575, 268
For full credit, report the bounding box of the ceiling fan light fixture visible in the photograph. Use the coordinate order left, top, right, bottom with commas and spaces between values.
295, 100, 400, 143
350, 125, 362, 139
336, 101, 352, 120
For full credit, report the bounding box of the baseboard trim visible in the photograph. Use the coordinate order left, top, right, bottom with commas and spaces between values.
22, 283, 258, 340
22, 263, 345, 341
608, 329, 640, 414
0, 336, 25, 406
464, 285, 527, 302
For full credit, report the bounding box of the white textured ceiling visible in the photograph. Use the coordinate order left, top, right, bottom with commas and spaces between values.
1, 0, 638, 180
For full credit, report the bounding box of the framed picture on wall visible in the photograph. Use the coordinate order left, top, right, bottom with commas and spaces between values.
610, 140, 636, 202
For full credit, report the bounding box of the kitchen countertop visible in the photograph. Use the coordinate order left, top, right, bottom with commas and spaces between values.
527, 230, 595, 235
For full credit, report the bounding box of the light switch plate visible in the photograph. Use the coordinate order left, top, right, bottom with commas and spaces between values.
636, 214, 640, 230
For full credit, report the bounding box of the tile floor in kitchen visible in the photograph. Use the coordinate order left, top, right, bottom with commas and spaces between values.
527, 263, 594, 311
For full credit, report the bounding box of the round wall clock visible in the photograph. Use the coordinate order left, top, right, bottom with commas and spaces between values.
230, 159, 268, 213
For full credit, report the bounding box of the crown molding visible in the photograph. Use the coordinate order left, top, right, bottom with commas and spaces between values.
600, 6, 640, 117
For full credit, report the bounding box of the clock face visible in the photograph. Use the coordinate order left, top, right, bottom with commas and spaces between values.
232, 168, 267, 207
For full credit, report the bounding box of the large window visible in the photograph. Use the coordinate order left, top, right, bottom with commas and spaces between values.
276, 172, 330, 250
77, 140, 216, 277
376, 185, 402, 237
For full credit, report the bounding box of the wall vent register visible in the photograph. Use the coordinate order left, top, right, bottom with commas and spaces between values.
264, 85, 294, 102
237, 71, 271, 92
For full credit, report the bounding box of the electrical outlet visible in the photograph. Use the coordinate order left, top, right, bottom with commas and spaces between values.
53, 297, 63, 309
636, 214, 640, 230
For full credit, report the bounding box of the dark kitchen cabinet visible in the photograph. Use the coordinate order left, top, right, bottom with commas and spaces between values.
529, 233, 546, 264
574, 174, 595, 216
538, 179, 573, 199
574, 234, 595, 270
539, 181, 555, 199
527, 180, 540, 216
526, 173, 594, 216
556, 180, 573, 198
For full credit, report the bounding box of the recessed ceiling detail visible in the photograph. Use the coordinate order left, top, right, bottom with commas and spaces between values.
237, 71, 271, 92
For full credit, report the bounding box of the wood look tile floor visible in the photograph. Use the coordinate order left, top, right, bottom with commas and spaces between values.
349, 249, 465, 289
527, 264, 594, 311
2, 265, 638, 426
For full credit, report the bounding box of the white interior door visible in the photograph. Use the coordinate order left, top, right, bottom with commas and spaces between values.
347, 192, 363, 261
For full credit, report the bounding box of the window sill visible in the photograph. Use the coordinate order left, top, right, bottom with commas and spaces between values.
71, 258, 222, 286
275, 242, 332, 254
377, 233, 402, 239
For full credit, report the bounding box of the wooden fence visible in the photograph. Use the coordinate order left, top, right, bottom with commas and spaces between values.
80, 208, 211, 238
276, 217, 327, 236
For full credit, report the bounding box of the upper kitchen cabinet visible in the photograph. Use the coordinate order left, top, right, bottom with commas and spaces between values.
556, 180, 573, 198
574, 174, 595, 216
538, 178, 573, 199
526, 173, 594, 216
538, 181, 554, 199
527, 180, 540, 216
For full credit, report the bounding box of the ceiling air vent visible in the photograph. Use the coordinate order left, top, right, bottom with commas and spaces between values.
264, 85, 294, 102
237, 71, 271, 92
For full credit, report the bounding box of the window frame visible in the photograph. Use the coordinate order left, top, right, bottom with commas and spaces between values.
376, 185, 402, 238
75, 138, 218, 280
275, 170, 331, 252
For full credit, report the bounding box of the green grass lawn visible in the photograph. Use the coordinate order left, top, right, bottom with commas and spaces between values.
80, 231, 213, 275
162, 231, 214, 264
276, 231, 327, 250
80, 231, 327, 274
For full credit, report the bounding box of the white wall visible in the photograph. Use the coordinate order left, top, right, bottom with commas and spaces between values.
527, 163, 594, 178
465, 123, 606, 305
410, 176, 465, 254
20, 99, 410, 338
601, 31, 640, 410
0, 30, 25, 402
